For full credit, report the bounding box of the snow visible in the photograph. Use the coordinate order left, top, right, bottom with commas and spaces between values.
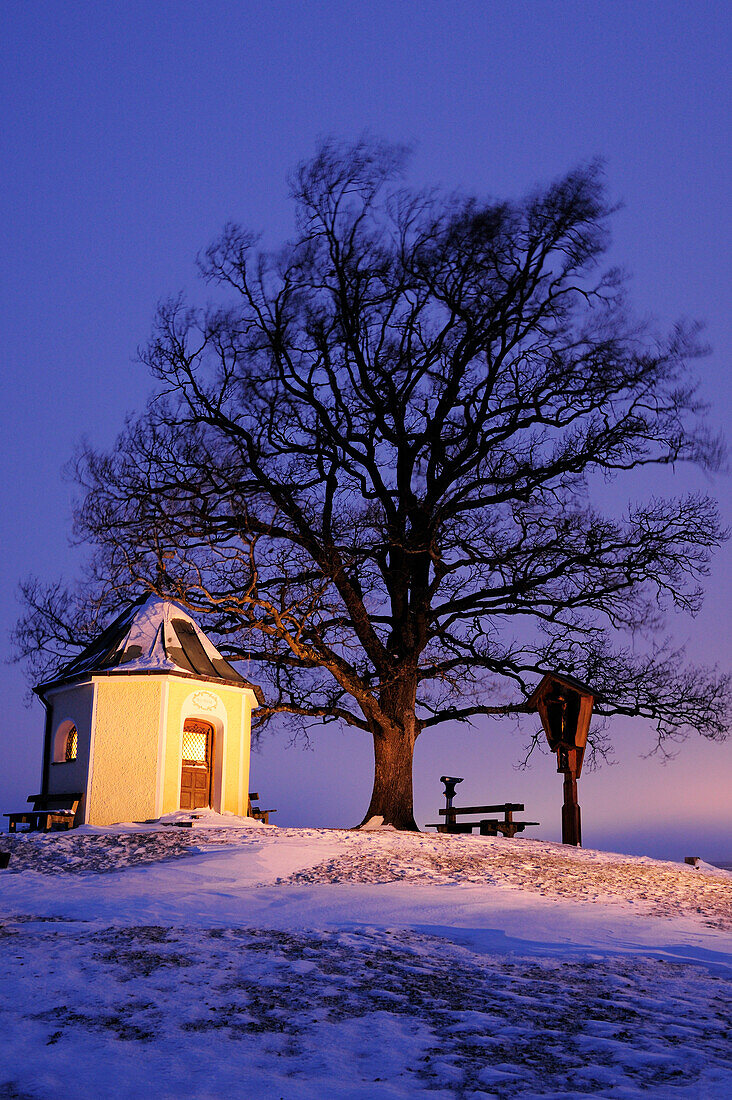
358, 814, 395, 830
1, 826, 730, 1098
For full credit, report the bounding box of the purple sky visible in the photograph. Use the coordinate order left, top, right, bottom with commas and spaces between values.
2, 1, 730, 858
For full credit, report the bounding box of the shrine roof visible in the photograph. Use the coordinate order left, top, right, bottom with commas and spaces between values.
35, 596, 263, 701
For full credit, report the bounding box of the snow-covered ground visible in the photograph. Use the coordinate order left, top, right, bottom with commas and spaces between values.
1, 818, 730, 1098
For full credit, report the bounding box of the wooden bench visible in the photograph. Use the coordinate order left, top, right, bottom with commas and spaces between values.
426, 802, 539, 837
426, 777, 538, 838
4, 792, 83, 833
247, 792, 276, 825
427, 802, 539, 838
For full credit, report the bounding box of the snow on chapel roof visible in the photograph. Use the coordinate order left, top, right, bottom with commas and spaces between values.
37, 596, 263, 699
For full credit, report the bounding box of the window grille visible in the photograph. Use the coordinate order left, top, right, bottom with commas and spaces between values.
182, 720, 211, 764
65, 726, 78, 762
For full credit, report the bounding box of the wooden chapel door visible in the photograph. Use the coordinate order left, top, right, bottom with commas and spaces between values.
180, 718, 214, 811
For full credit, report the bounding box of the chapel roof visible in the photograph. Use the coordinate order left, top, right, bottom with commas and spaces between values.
36, 595, 263, 701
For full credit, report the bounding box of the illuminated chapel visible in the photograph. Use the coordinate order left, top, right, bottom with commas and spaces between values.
34, 596, 263, 827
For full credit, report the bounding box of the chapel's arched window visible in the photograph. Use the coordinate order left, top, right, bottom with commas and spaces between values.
53, 720, 79, 764
65, 725, 78, 761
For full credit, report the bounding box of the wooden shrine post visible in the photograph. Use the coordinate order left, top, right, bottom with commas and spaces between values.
528, 673, 597, 847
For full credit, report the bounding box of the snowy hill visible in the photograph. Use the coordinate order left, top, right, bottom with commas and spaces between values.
1, 821, 730, 1098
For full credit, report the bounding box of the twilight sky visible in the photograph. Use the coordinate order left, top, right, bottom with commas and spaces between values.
1, 0, 730, 858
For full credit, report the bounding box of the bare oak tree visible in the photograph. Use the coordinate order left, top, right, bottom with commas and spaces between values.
15, 139, 729, 828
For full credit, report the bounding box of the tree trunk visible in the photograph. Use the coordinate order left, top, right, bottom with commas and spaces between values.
357, 723, 419, 831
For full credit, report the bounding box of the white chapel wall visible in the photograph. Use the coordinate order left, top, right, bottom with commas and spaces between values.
88, 677, 162, 826
46, 683, 95, 811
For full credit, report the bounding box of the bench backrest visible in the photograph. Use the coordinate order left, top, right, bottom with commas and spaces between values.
439, 803, 524, 816
27, 792, 84, 812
